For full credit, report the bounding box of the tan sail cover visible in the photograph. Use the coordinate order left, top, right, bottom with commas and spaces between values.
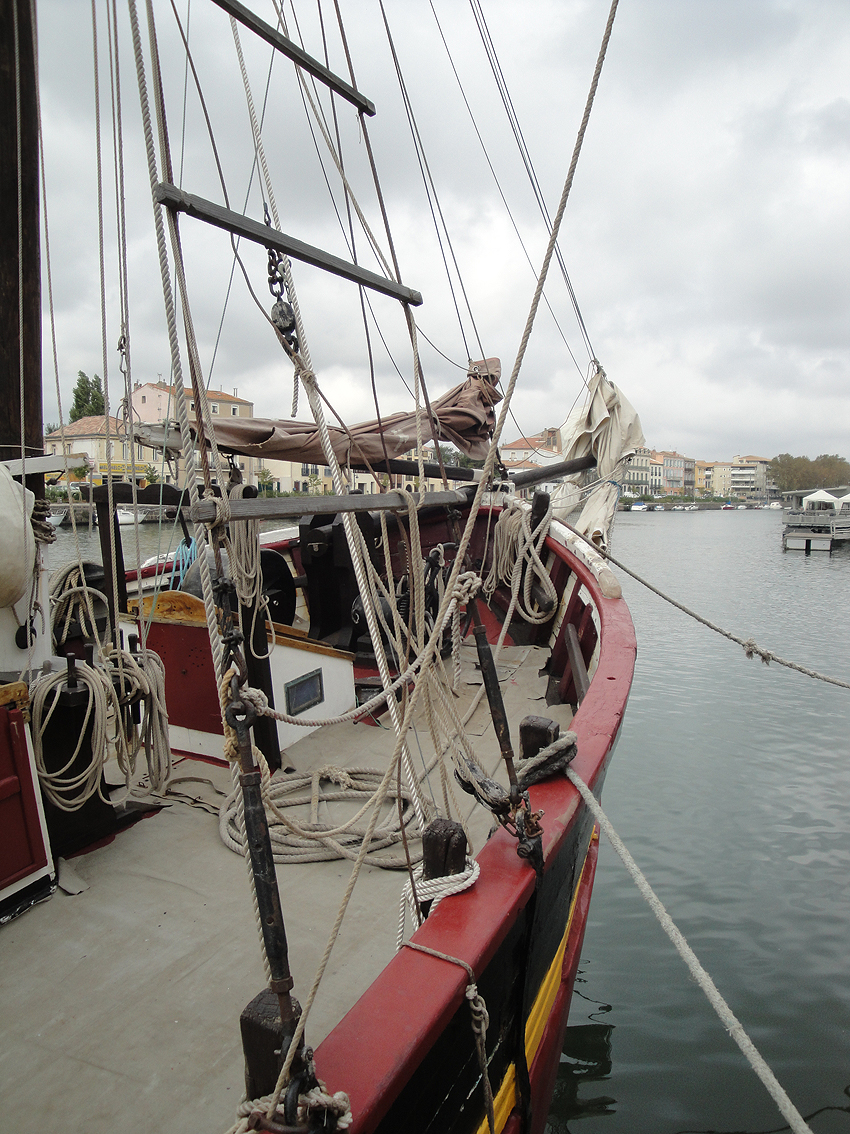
550, 368, 645, 547
135, 360, 502, 465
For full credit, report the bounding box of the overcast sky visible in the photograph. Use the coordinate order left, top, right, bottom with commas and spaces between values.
36, 0, 850, 463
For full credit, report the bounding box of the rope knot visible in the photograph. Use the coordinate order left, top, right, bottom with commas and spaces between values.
314, 766, 354, 791
465, 984, 490, 1036
453, 571, 482, 606
206, 491, 231, 532
242, 685, 271, 716
742, 638, 773, 665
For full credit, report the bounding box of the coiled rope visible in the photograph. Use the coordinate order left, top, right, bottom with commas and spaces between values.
29, 649, 171, 811
220, 762, 432, 868
483, 496, 557, 623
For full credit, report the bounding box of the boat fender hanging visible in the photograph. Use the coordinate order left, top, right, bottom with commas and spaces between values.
0, 465, 36, 608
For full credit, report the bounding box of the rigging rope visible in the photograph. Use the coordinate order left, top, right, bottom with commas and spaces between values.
263, 0, 623, 1092
467, 0, 596, 363
566, 526, 850, 692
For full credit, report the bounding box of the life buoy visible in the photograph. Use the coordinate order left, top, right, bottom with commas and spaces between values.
0, 465, 36, 608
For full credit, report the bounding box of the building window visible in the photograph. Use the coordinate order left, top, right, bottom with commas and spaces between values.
141, 395, 146, 404
211, 403, 219, 414
190, 401, 195, 412
239, 462, 245, 470
301, 464, 310, 476
231, 406, 238, 416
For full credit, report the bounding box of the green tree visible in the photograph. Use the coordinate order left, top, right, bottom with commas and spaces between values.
69, 371, 105, 421
769, 453, 850, 492
436, 444, 460, 468
257, 468, 274, 495
143, 464, 160, 484
811, 454, 850, 488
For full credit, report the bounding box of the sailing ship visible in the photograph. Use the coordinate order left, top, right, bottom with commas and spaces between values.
0, 2, 641, 1131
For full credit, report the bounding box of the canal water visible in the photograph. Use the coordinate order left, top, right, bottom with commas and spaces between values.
548, 509, 850, 1133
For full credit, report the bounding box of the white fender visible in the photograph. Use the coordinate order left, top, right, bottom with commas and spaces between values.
0, 464, 36, 608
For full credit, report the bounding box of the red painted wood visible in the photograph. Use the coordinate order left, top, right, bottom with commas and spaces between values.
314, 534, 636, 1132
0, 706, 48, 890
143, 621, 223, 736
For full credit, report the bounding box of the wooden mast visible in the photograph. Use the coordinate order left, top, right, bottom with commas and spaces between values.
0, 0, 43, 498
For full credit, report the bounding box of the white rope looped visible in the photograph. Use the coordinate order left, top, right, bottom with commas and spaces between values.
483, 498, 556, 624
396, 857, 480, 949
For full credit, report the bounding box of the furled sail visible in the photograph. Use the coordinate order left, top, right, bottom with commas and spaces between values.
134, 359, 501, 466
550, 366, 645, 547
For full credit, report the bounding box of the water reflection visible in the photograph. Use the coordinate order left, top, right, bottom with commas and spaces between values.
546, 1022, 616, 1130
671, 1082, 850, 1133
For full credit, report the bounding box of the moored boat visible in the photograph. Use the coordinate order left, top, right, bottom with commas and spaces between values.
0, 1, 640, 1131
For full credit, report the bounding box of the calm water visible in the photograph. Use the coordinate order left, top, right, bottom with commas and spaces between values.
47, 517, 189, 576
549, 510, 850, 1133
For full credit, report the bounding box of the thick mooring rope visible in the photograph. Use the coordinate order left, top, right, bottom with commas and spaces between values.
567, 770, 813, 1134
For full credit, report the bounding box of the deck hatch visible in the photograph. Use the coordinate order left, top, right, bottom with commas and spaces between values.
284, 668, 324, 716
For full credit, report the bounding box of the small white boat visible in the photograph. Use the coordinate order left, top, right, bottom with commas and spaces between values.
630, 502, 648, 511
115, 507, 137, 526
46, 508, 66, 527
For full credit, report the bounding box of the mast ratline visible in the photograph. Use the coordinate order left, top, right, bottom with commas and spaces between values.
155, 183, 422, 306
209, 0, 375, 117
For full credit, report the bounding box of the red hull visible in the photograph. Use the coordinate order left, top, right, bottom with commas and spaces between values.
314, 526, 635, 1133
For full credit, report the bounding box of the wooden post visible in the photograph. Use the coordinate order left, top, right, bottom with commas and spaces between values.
0, 0, 43, 498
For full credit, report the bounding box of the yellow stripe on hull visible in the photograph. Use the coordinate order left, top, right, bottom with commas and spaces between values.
474, 829, 597, 1134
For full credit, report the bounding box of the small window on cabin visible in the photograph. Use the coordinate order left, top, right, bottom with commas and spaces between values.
211, 404, 219, 414
231, 406, 238, 416
284, 669, 324, 716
